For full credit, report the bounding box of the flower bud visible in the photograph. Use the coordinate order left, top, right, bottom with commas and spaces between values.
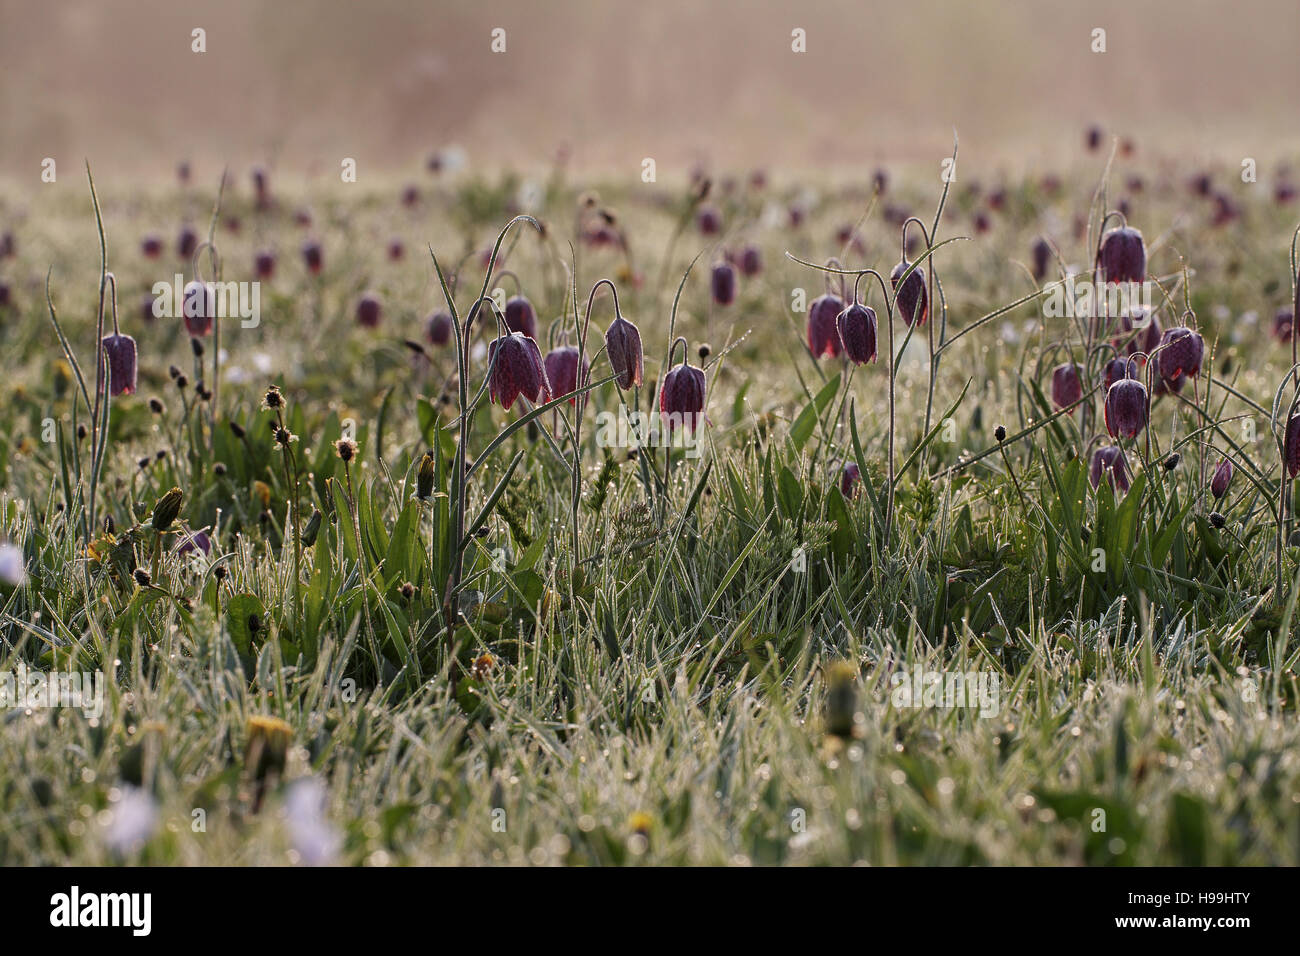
300, 508, 322, 546
416, 452, 437, 500
1210, 458, 1234, 499
151, 487, 184, 532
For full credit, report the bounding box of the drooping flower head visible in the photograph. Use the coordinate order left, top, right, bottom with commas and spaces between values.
1089, 445, 1130, 494
487, 332, 550, 410
836, 303, 878, 366
1104, 378, 1150, 439
1102, 356, 1139, 392
504, 295, 538, 340
1286, 414, 1300, 478
605, 314, 644, 389
102, 334, 138, 396
544, 346, 589, 406
711, 262, 736, 306
1051, 363, 1083, 409
1157, 326, 1204, 381
1098, 226, 1146, 285
355, 292, 382, 329
890, 258, 929, 327
807, 293, 845, 359
182, 280, 214, 337
840, 462, 861, 498
659, 360, 707, 433
426, 310, 452, 347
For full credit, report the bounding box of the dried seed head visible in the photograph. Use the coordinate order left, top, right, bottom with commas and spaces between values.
334, 438, 358, 463
417, 452, 436, 499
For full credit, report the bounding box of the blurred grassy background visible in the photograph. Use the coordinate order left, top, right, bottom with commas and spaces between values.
0, 0, 1297, 185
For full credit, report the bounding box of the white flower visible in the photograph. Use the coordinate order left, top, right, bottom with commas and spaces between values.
0, 542, 25, 587
284, 778, 340, 866
104, 786, 158, 854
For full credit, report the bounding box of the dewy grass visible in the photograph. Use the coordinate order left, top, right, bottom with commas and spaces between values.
3, 145, 1300, 866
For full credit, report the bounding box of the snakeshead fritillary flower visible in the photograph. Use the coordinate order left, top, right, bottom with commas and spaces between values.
1104, 378, 1149, 438
1051, 363, 1083, 409
182, 281, 214, 336
488, 333, 550, 410
1210, 458, 1234, 499
1274, 307, 1295, 344
840, 462, 861, 498
1102, 356, 1139, 392
1157, 327, 1204, 381
807, 293, 845, 359
1031, 236, 1052, 281
254, 250, 276, 280
355, 292, 382, 329
605, 314, 644, 389
659, 362, 707, 433
102, 334, 138, 396
711, 262, 736, 306
836, 303, 878, 365
301, 239, 323, 275
1089, 445, 1130, 493
544, 346, 589, 405
738, 244, 762, 277
426, 310, 452, 347
891, 258, 929, 327
1098, 226, 1146, 284
1286, 414, 1300, 478
1117, 309, 1162, 359
504, 295, 538, 340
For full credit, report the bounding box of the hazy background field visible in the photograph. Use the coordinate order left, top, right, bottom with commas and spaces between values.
1, 0, 1297, 185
